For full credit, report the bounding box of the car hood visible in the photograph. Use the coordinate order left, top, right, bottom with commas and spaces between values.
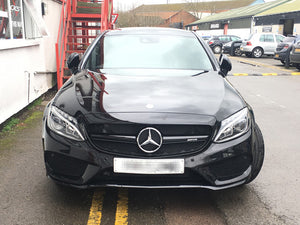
53, 69, 246, 122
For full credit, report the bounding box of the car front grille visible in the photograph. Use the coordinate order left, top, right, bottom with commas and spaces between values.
87, 123, 213, 157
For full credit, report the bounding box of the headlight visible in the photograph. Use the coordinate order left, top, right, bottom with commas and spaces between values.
214, 108, 250, 143
47, 106, 85, 141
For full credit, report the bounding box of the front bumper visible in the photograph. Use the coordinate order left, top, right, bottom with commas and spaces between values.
240, 45, 253, 53
274, 50, 287, 61
43, 123, 254, 190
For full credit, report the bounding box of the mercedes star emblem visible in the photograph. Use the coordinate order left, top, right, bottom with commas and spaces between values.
137, 127, 162, 153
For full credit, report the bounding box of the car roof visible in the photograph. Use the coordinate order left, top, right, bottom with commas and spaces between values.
213, 35, 238, 37
105, 27, 195, 37
253, 32, 283, 35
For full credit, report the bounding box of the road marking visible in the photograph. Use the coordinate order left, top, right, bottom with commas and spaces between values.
115, 189, 129, 225
87, 189, 105, 225
229, 56, 291, 73
262, 73, 277, 76
233, 73, 248, 76
291, 72, 300, 75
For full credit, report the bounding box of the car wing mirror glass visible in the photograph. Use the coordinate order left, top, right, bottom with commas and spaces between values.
219, 54, 232, 76
67, 53, 80, 74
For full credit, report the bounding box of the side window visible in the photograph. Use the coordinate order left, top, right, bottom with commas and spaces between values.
0, 0, 10, 39
0, 0, 41, 40
218, 36, 225, 41
85, 39, 102, 71
231, 36, 239, 41
259, 35, 265, 42
265, 34, 274, 42
219, 36, 229, 42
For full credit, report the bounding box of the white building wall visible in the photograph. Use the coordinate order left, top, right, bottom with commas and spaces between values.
195, 28, 251, 39
294, 23, 300, 34
254, 24, 282, 34
227, 28, 251, 40
0, 0, 61, 125
255, 23, 300, 36
42, 0, 61, 72
195, 29, 223, 36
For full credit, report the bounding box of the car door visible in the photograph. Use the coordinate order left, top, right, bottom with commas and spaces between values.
261, 34, 276, 54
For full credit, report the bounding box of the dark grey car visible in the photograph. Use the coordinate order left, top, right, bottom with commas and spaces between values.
274, 35, 300, 67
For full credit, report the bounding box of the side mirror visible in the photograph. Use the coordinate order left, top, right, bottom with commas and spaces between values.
219, 54, 232, 76
67, 53, 80, 74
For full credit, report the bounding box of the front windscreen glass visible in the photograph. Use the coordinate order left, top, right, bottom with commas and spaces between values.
84, 34, 213, 71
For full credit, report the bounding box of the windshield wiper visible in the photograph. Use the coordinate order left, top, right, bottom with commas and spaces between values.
191, 70, 209, 77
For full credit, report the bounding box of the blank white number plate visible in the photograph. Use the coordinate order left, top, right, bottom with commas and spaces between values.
114, 158, 184, 174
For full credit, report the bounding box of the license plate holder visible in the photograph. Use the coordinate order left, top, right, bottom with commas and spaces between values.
114, 158, 184, 174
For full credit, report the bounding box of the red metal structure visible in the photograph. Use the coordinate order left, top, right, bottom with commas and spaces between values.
55, 0, 115, 89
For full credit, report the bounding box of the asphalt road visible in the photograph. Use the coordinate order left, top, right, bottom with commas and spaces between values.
0, 56, 300, 225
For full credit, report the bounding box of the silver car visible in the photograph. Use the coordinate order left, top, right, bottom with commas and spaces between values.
240, 33, 285, 58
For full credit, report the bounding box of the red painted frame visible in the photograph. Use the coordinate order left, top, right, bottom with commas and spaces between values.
56, 0, 115, 89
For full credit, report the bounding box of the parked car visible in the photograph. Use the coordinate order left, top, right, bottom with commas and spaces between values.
223, 40, 243, 56
208, 35, 241, 54
240, 33, 285, 58
274, 35, 300, 68
201, 35, 212, 41
42, 28, 264, 190
290, 40, 300, 71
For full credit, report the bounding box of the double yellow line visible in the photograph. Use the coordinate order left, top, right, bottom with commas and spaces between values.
87, 189, 129, 225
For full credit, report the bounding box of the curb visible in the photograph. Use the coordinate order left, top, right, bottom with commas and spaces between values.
228, 56, 300, 75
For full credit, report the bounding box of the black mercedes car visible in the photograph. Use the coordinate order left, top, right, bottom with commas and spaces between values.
42, 28, 264, 190
207, 35, 241, 54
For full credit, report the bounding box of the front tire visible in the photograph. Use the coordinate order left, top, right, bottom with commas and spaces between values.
245, 124, 265, 184
213, 45, 222, 54
233, 47, 242, 56
245, 52, 252, 58
252, 47, 263, 58
296, 64, 300, 71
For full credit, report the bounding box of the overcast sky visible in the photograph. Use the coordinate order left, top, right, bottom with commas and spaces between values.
114, 0, 186, 10
114, 0, 276, 11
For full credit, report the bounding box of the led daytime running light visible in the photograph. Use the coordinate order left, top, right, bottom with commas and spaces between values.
214, 108, 250, 143
48, 106, 85, 141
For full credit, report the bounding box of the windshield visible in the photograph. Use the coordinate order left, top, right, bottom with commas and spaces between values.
84, 34, 213, 71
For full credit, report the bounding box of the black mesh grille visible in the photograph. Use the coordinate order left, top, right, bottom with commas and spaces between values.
45, 152, 87, 178
87, 123, 213, 157
209, 155, 251, 181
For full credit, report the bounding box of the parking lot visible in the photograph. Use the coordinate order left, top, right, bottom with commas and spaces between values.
1, 55, 300, 225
